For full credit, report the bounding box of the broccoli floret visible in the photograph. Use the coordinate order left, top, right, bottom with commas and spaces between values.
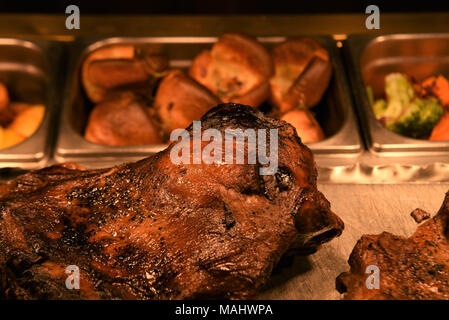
379, 100, 404, 126
370, 72, 445, 139
370, 73, 415, 124
366, 86, 374, 106
385, 73, 414, 106
386, 97, 444, 139
372, 98, 387, 119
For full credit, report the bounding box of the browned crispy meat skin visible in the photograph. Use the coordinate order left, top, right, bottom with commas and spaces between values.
0, 103, 343, 300
336, 193, 449, 300
410, 208, 430, 224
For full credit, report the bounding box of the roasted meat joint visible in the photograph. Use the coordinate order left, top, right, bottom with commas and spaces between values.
337, 191, 449, 300
0, 104, 344, 299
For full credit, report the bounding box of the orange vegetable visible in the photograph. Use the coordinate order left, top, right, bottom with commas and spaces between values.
421, 75, 449, 106
429, 110, 449, 141
8, 104, 45, 138
0, 127, 25, 149
0, 82, 9, 111
421, 76, 437, 88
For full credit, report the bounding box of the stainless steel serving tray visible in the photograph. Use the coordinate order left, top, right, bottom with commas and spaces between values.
0, 38, 63, 170
345, 33, 449, 155
55, 36, 362, 168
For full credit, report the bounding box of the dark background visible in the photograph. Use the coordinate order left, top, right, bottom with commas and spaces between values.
1, 0, 449, 14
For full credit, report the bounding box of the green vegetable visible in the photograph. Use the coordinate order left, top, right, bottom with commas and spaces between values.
384, 73, 414, 106
369, 72, 445, 139
379, 100, 404, 126
366, 86, 374, 106
387, 97, 444, 139
372, 98, 387, 119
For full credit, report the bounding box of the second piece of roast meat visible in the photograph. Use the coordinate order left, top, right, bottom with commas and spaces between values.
337, 192, 449, 299
0, 103, 343, 299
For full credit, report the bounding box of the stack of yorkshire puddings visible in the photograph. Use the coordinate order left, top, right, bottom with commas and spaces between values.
82, 33, 332, 146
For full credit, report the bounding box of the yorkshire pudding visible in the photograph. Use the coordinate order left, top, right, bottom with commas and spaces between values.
270, 38, 332, 113
85, 92, 163, 146
189, 33, 273, 108
82, 45, 168, 103
154, 69, 221, 135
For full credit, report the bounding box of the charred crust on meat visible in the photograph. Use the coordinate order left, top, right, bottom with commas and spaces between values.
337, 192, 449, 299
274, 166, 293, 192
411, 208, 431, 224
222, 204, 236, 230
0, 103, 343, 299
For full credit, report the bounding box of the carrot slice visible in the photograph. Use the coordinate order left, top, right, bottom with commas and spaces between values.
421, 76, 437, 88
430, 110, 449, 141
434, 75, 449, 106
420, 75, 449, 106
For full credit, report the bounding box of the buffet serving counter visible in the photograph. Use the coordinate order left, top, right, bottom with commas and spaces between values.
1, 14, 449, 182
1, 13, 449, 300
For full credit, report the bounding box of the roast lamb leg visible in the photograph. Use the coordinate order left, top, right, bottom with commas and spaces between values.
0, 103, 343, 299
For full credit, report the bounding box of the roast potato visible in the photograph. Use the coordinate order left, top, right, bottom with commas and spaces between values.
280, 109, 325, 143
